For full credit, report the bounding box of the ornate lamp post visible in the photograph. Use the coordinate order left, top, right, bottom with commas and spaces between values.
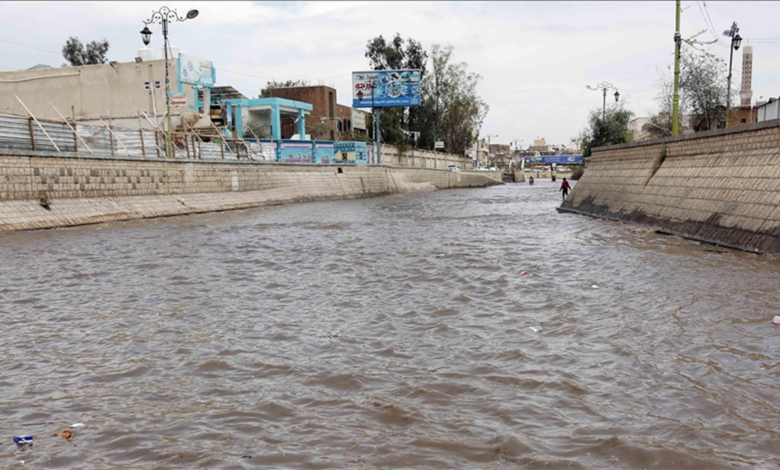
141, 6, 199, 158
586, 82, 620, 121
724, 22, 742, 128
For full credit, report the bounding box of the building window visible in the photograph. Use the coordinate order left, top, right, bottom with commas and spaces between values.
154, 81, 161, 89
740, 118, 746, 124
328, 92, 334, 118
330, 130, 335, 140
143, 82, 151, 90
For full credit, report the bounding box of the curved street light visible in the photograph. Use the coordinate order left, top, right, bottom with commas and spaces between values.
724, 21, 742, 128
141, 6, 199, 158
483, 133, 498, 168
586, 81, 620, 121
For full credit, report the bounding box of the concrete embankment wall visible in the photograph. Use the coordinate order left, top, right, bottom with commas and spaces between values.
560, 119, 780, 254
0, 151, 502, 231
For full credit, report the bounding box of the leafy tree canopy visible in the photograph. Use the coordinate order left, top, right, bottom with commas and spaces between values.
364, 35, 487, 155
579, 105, 635, 158
62, 37, 109, 67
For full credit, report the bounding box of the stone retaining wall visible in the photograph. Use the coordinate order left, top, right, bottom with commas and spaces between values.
560, 119, 780, 254
0, 151, 502, 231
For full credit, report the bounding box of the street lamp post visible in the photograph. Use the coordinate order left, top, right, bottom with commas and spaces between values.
586, 82, 620, 121
484, 134, 498, 168
141, 6, 199, 158
724, 22, 742, 128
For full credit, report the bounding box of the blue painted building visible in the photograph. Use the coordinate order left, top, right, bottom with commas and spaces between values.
222, 98, 313, 141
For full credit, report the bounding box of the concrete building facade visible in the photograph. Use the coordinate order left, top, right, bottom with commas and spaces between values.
266, 85, 365, 141
0, 59, 205, 130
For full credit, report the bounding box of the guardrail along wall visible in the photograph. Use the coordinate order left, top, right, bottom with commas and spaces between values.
0, 113, 475, 170
560, 119, 780, 254
380, 144, 472, 170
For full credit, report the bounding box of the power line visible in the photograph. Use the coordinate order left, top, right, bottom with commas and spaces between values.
0, 37, 61, 55
697, 1, 728, 48
216, 66, 352, 83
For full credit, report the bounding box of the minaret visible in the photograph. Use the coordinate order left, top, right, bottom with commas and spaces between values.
740, 44, 753, 107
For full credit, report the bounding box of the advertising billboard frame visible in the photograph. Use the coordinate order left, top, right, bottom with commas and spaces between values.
352, 69, 421, 108
524, 155, 584, 165
178, 53, 216, 88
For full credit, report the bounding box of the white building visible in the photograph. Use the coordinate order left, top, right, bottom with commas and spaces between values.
756, 98, 780, 122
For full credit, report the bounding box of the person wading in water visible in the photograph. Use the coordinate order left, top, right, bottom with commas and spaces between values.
560, 178, 571, 201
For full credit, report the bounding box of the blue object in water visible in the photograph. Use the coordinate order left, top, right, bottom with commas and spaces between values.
14, 435, 33, 449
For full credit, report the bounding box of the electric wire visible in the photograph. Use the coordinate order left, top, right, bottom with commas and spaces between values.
697, 1, 728, 48
0, 37, 61, 55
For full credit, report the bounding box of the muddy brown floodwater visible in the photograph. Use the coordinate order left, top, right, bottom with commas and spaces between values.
1, 179, 780, 469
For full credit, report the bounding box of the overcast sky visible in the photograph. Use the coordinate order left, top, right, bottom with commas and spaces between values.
1, 1, 779, 147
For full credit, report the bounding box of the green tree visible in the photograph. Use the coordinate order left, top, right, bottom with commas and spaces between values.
579, 105, 635, 158
423, 44, 488, 155
648, 49, 735, 134
365, 33, 427, 151
679, 49, 733, 131
61, 36, 109, 66
259, 79, 310, 98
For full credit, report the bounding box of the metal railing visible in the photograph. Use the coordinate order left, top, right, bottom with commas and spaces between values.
0, 110, 273, 161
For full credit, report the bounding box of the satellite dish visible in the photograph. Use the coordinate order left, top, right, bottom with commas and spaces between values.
722, 29, 731, 37
585, 85, 592, 90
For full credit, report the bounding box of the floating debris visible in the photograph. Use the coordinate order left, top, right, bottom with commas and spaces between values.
13, 436, 33, 451
521, 271, 528, 275
53, 430, 73, 441
529, 326, 541, 333
70, 423, 85, 428
773, 316, 780, 325
591, 285, 599, 289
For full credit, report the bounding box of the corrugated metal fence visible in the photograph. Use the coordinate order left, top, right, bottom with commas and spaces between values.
0, 113, 273, 161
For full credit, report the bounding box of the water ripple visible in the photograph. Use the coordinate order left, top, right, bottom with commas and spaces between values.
1, 180, 779, 468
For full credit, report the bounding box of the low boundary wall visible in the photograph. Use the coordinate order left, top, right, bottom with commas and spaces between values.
0, 151, 501, 231
560, 119, 780, 254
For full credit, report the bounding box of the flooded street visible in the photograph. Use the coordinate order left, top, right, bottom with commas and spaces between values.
1, 178, 779, 469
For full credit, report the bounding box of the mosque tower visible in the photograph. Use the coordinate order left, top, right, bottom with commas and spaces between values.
740, 44, 753, 107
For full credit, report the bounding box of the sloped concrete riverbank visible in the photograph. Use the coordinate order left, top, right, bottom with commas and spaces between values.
0, 152, 502, 231
560, 119, 780, 254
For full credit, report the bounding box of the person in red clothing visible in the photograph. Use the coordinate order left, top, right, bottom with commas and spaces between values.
560, 178, 571, 201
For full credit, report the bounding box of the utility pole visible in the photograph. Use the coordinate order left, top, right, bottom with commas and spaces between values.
672, 0, 681, 136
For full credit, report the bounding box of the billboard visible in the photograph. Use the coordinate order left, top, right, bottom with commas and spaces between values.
178, 53, 215, 88
352, 70, 421, 108
524, 155, 583, 164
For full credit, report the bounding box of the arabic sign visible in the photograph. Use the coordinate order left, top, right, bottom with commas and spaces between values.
524, 155, 583, 164
178, 53, 215, 88
435, 141, 444, 149
352, 70, 421, 108
169, 93, 187, 107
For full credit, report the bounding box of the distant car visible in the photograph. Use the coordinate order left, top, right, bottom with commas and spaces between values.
447, 165, 461, 172
490, 167, 499, 171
